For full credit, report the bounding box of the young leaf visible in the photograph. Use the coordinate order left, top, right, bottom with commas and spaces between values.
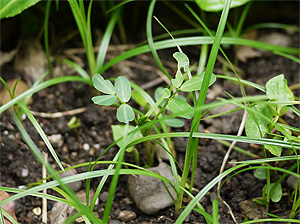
168, 98, 194, 119
254, 168, 267, 180
117, 104, 135, 123
165, 118, 185, 128
171, 69, 184, 88
173, 52, 189, 72
92, 73, 116, 95
0, 0, 41, 19
111, 125, 143, 151
181, 72, 216, 92
245, 104, 273, 138
265, 136, 282, 157
266, 74, 295, 112
162, 88, 171, 98
92, 95, 117, 106
115, 76, 131, 103
195, 0, 251, 12
264, 183, 282, 203
154, 87, 167, 107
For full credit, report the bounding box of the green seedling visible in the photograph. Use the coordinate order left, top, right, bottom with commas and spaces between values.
247, 74, 297, 209
68, 116, 81, 131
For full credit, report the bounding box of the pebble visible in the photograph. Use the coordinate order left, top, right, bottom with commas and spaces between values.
32, 207, 41, 216
99, 191, 109, 202
48, 134, 64, 148
286, 175, 299, 191
117, 210, 137, 221
108, 220, 122, 224
83, 143, 90, 151
239, 200, 267, 220
127, 162, 176, 215
21, 168, 29, 177
59, 168, 82, 192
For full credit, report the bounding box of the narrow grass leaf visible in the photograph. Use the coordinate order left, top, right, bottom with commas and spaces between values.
92, 95, 117, 106
64, 59, 90, 81
0, 76, 91, 114
146, 0, 171, 80
92, 73, 116, 94
17, 102, 65, 171
115, 76, 131, 102
96, 7, 121, 72
168, 98, 194, 119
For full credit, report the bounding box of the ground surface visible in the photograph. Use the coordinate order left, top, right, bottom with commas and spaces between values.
1, 2, 300, 224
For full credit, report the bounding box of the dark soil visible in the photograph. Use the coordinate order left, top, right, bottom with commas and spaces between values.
1, 2, 300, 224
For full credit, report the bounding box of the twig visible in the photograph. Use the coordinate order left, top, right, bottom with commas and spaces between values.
30, 107, 86, 118
217, 109, 248, 224
42, 152, 48, 224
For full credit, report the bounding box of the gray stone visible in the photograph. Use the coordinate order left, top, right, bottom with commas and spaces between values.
99, 191, 109, 202
108, 220, 122, 224
48, 134, 64, 148
287, 175, 299, 191
59, 168, 82, 192
127, 162, 176, 215
239, 200, 267, 220
204, 104, 243, 134
117, 210, 136, 221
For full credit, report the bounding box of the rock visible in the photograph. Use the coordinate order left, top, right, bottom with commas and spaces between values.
99, 191, 109, 202
59, 168, 82, 192
108, 220, 122, 224
286, 175, 299, 191
127, 162, 176, 215
83, 143, 90, 151
14, 37, 47, 83
204, 104, 243, 134
0, 191, 18, 224
32, 207, 41, 216
0, 79, 33, 106
117, 210, 137, 221
155, 144, 176, 162
49, 190, 94, 224
21, 168, 29, 177
48, 134, 64, 148
239, 200, 267, 220
258, 32, 292, 47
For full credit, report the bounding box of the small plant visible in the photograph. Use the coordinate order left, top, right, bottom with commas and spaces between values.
245, 74, 298, 212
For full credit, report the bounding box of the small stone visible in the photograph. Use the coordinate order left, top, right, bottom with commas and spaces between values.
99, 191, 109, 202
127, 162, 176, 215
48, 134, 64, 148
32, 207, 41, 216
117, 210, 136, 222
239, 200, 267, 220
287, 175, 299, 191
59, 168, 82, 192
108, 220, 122, 224
21, 168, 29, 177
94, 144, 100, 149
83, 143, 90, 151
